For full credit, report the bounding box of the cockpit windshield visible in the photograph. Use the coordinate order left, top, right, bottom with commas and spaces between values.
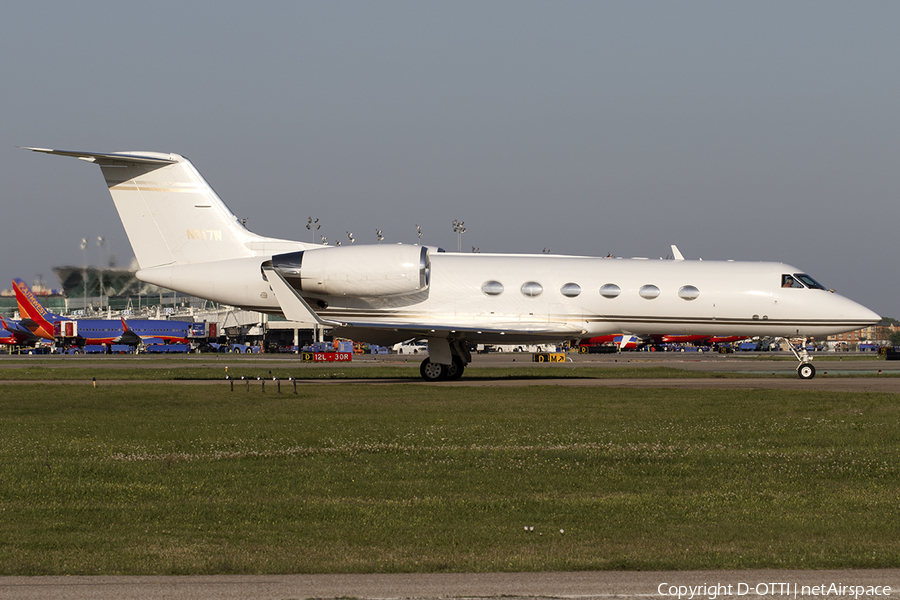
781, 273, 827, 290
781, 274, 804, 289
794, 273, 827, 290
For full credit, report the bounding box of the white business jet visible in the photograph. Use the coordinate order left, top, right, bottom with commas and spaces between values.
26, 148, 880, 381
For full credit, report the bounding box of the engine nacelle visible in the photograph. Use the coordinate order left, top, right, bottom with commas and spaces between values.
271, 244, 430, 297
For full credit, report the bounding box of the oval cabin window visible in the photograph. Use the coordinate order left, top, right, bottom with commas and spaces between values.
521, 282, 543, 297
678, 285, 700, 300
482, 281, 504, 296
560, 283, 581, 298
639, 285, 660, 299
600, 283, 621, 299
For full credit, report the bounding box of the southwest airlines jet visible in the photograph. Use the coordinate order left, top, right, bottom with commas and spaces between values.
13, 278, 191, 347
26, 148, 880, 380
0, 315, 41, 347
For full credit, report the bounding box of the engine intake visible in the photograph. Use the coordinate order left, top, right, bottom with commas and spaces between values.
270, 244, 430, 297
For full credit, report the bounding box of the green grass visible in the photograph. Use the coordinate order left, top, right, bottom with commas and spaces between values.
0, 364, 746, 381
1, 383, 899, 574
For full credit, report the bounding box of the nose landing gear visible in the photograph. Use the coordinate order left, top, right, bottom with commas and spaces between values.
797, 362, 816, 380
779, 337, 816, 379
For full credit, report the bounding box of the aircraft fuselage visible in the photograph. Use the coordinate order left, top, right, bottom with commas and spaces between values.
135, 250, 876, 347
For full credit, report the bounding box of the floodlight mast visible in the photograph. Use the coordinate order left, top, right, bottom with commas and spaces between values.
80, 237, 88, 312
452, 220, 466, 252
306, 217, 320, 243
97, 236, 105, 310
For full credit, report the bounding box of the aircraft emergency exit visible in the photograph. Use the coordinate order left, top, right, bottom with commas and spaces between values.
26, 148, 880, 380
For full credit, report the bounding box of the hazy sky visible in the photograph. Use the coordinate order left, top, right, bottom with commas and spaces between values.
2, 1, 899, 316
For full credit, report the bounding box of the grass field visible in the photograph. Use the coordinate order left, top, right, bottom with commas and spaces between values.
1, 382, 898, 574
0, 364, 751, 381
0, 350, 890, 382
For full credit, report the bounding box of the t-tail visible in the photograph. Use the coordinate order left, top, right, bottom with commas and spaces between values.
12, 278, 67, 340
24, 148, 311, 305
23, 148, 309, 269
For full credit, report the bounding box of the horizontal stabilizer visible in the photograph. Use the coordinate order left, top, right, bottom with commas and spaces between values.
22, 148, 177, 165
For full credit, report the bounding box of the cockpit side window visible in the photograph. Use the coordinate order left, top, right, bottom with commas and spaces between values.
794, 274, 826, 290
781, 274, 804, 288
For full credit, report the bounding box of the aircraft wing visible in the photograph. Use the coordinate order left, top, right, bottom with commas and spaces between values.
330, 321, 583, 347
112, 318, 144, 346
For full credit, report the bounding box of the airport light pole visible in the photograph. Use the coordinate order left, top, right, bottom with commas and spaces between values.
80, 238, 88, 312
306, 217, 320, 243
452, 220, 466, 252
96, 236, 105, 311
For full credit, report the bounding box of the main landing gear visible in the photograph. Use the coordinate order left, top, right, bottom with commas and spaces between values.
419, 337, 471, 382
419, 356, 466, 382
779, 337, 816, 379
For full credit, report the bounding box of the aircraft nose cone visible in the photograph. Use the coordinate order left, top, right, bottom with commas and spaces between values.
842, 296, 880, 326
858, 304, 881, 325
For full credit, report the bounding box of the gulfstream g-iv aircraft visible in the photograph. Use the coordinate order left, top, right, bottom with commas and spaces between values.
26, 148, 880, 380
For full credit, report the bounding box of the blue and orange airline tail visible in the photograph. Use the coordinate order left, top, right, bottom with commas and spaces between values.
12, 278, 67, 340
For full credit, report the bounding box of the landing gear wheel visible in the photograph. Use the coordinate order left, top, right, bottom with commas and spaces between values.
798, 363, 816, 380
420, 358, 447, 382
445, 356, 466, 380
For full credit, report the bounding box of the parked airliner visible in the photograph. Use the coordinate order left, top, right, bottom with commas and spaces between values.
13, 278, 192, 348
26, 148, 880, 380
0, 315, 40, 347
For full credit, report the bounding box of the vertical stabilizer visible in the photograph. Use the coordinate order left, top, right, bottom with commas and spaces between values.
12, 278, 65, 339
24, 148, 302, 269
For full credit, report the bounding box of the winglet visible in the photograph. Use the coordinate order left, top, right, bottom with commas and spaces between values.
671, 245, 685, 261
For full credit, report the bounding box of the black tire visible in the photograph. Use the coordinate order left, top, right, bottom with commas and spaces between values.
798, 363, 816, 380
420, 358, 447, 382
445, 356, 466, 380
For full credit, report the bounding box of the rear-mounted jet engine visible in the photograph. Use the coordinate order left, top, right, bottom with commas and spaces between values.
270, 244, 430, 298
